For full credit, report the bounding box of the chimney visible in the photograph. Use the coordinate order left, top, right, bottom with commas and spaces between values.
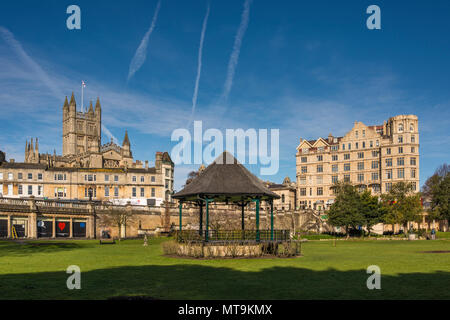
328, 133, 333, 143
145, 160, 149, 169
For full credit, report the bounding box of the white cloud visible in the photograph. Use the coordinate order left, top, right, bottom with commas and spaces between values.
0, 26, 64, 99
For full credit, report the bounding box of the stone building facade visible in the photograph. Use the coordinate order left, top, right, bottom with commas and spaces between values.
0, 93, 174, 204
266, 177, 297, 211
296, 115, 419, 210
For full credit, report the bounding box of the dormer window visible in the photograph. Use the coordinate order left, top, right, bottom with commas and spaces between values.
355, 131, 359, 138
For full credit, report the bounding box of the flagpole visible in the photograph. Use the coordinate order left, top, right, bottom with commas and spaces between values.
81, 81, 84, 112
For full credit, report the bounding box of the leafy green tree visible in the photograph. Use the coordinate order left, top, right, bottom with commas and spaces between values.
359, 190, 383, 235
380, 182, 422, 232
437, 174, 450, 224
328, 182, 365, 237
423, 164, 450, 229
423, 174, 443, 228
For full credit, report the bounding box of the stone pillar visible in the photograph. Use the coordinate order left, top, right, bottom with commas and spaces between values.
69, 217, 73, 238
52, 216, 56, 238
7, 214, 11, 238
86, 216, 96, 239
28, 196, 37, 239
28, 196, 37, 211
29, 212, 37, 239
121, 224, 126, 239
87, 202, 96, 239
86, 216, 91, 239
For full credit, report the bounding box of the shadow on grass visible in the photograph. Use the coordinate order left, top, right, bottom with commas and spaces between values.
0, 241, 93, 257
0, 264, 449, 300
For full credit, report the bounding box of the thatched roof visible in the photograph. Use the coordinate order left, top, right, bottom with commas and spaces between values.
173, 152, 280, 202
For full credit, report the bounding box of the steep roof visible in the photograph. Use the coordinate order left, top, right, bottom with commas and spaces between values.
173, 151, 280, 202
69, 92, 76, 106
122, 130, 130, 146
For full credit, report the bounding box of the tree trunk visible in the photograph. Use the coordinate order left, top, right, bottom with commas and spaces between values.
345, 226, 349, 239
118, 223, 121, 241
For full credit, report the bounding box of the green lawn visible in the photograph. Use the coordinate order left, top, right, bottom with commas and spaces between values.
0, 238, 449, 300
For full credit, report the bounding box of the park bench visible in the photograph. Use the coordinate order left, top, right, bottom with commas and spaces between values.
99, 238, 116, 245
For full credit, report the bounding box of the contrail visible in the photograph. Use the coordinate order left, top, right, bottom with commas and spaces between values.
127, 0, 162, 82
221, 0, 252, 102
0, 26, 120, 148
102, 124, 119, 144
189, 2, 210, 126
0, 26, 63, 98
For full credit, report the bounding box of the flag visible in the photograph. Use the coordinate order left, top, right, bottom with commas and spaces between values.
82, 80, 86, 88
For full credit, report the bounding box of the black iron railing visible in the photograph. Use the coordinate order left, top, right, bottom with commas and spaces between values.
176, 229, 290, 243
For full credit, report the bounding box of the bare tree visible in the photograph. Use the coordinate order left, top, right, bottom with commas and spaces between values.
161, 201, 172, 232
99, 206, 136, 240
184, 170, 199, 186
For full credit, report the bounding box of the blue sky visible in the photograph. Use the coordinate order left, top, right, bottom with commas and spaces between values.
0, 0, 449, 191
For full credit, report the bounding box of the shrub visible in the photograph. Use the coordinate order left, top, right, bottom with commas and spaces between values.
161, 240, 179, 255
